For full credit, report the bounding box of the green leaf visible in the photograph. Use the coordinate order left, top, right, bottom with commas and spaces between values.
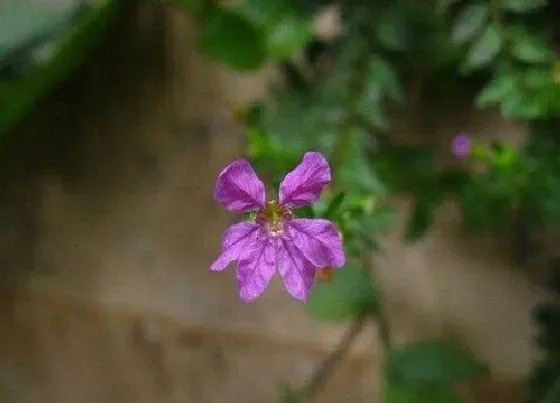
373, 146, 434, 193
510, 33, 553, 63
475, 72, 517, 108
386, 341, 489, 385
439, 170, 470, 194
0, 1, 119, 136
405, 181, 444, 243
196, 6, 266, 70
323, 192, 346, 220
237, 0, 312, 60
376, 5, 409, 51
266, 14, 312, 60
175, 0, 205, 14
463, 25, 503, 71
307, 266, 377, 322
499, 0, 547, 12
451, 3, 490, 45
366, 56, 405, 105
385, 382, 461, 403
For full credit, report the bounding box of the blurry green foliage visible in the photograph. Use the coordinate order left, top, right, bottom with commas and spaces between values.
0, 1, 118, 134
306, 266, 377, 321
386, 341, 489, 385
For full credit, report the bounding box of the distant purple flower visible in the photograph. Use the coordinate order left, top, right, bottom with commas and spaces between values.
210, 152, 346, 302
451, 134, 471, 158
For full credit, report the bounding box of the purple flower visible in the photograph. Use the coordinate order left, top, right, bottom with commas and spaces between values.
451, 134, 471, 158
210, 152, 346, 302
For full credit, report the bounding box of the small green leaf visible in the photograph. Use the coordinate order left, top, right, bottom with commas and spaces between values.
475, 73, 517, 108
307, 266, 377, 322
236, 0, 312, 60
366, 56, 405, 105
385, 382, 461, 403
451, 3, 490, 45
510, 33, 553, 63
386, 341, 489, 385
463, 25, 503, 71
266, 15, 312, 60
323, 192, 346, 220
196, 6, 266, 70
405, 181, 444, 243
376, 5, 409, 51
499, 0, 547, 12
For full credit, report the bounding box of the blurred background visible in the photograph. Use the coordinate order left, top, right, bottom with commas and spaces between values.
0, 1, 559, 402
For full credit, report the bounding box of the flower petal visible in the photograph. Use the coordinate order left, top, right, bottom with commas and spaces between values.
277, 239, 315, 302
279, 152, 331, 209
287, 218, 345, 268
210, 222, 260, 272
236, 238, 276, 302
214, 159, 266, 212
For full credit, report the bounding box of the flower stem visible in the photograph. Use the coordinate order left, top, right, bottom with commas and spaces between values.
294, 314, 367, 402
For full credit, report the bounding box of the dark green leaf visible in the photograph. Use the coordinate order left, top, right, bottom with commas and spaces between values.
499, 0, 547, 12
439, 170, 470, 194
307, 266, 377, 321
0, 1, 119, 136
385, 381, 461, 403
463, 25, 503, 71
176, 0, 205, 14
196, 6, 266, 70
237, 0, 312, 60
376, 5, 409, 52
373, 146, 434, 193
386, 341, 489, 385
475, 73, 517, 108
405, 182, 444, 243
451, 3, 490, 45
366, 56, 405, 105
510, 33, 553, 63
323, 192, 346, 220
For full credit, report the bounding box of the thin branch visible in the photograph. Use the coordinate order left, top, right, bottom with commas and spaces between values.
296, 314, 367, 402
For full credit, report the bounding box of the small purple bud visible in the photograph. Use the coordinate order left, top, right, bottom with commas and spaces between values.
451, 134, 471, 158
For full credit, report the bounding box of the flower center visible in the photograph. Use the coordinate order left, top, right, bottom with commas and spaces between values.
256, 200, 291, 238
